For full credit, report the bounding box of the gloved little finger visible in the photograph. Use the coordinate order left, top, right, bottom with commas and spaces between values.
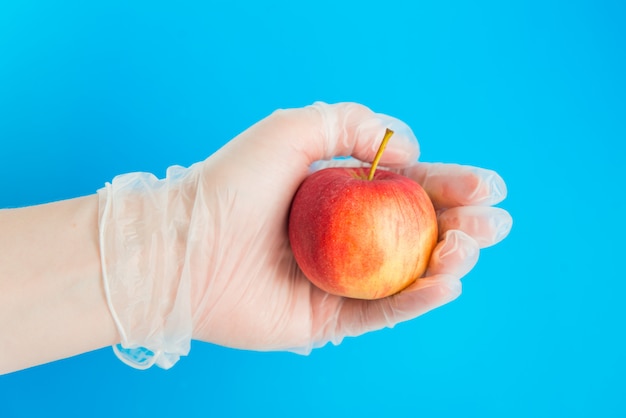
379, 274, 462, 326
334, 274, 461, 339
438, 206, 513, 249
424, 230, 480, 279
403, 162, 507, 209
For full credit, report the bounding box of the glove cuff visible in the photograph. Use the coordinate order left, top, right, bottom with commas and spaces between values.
98, 166, 198, 369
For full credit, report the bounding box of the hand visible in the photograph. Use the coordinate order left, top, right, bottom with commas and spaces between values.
98, 102, 512, 369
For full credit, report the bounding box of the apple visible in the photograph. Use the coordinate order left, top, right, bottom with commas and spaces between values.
288, 129, 438, 300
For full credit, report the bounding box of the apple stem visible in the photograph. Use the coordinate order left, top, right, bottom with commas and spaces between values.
367, 128, 395, 181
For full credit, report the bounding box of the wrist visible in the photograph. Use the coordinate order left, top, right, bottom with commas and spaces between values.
98, 166, 200, 369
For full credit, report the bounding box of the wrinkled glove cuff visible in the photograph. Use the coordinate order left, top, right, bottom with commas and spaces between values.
98, 166, 197, 369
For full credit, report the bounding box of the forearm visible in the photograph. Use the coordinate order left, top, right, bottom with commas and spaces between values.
0, 195, 118, 374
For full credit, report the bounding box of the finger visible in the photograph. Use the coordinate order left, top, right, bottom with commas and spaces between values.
331, 231, 477, 338
382, 275, 462, 325
335, 274, 461, 339
309, 156, 367, 173
437, 206, 513, 248
274, 102, 420, 167
424, 230, 480, 279
310, 157, 412, 174
403, 162, 508, 208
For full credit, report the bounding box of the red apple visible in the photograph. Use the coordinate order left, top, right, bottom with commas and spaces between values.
288, 129, 438, 300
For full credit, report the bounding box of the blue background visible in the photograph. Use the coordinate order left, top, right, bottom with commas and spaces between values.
1, 1, 624, 417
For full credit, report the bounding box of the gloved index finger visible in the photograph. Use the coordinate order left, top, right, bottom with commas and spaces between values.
346, 110, 421, 168
403, 162, 508, 208
287, 102, 421, 168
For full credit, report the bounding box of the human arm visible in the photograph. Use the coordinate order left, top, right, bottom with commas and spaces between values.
98, 102, 511, 368
0, 195, 118, 375
0, 102, 512, 373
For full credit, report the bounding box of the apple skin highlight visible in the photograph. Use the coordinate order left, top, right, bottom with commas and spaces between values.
288, 167, 438, 300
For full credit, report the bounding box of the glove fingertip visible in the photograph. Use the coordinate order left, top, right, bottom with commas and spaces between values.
426, 230, 480, 279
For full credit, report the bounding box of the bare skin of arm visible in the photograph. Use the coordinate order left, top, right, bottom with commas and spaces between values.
0, 195, 118, 375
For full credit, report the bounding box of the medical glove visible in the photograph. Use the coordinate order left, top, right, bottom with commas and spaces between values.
97, 102, 512, 369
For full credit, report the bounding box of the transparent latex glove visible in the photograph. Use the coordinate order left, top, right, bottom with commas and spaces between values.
98, 102, 512, 369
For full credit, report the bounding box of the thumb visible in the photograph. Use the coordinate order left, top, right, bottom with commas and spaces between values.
272, 102, 420, 167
